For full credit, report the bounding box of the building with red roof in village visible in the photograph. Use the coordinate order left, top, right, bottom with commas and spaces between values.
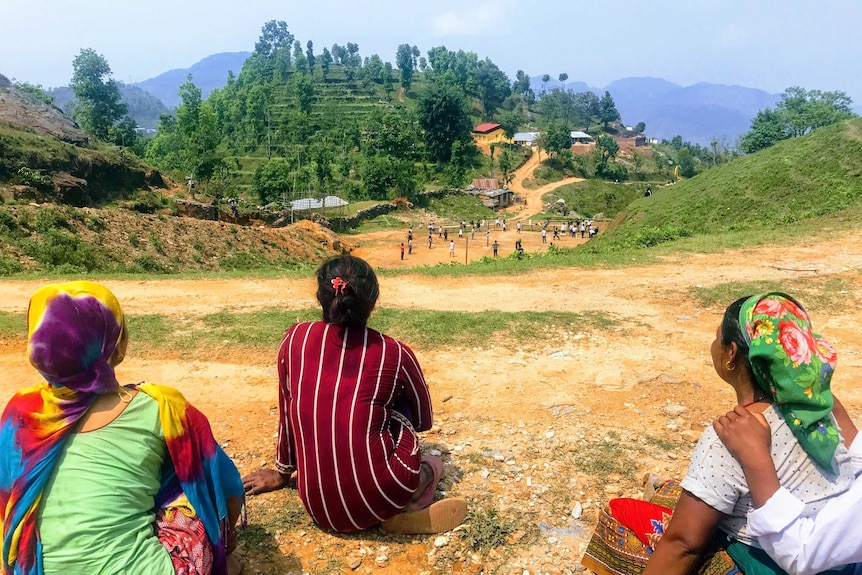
472, 122, 509, 145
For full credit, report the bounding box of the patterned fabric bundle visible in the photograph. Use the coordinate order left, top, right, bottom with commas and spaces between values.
0, 281, 243, 575
580, 481, 739, 575
739, 292, 839, 469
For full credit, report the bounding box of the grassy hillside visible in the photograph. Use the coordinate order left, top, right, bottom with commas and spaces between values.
588, 117, 862, 251
0, 122, 165, 205
0, 204, 349, 276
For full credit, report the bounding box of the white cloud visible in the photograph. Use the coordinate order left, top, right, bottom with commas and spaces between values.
430, 0, 520, 37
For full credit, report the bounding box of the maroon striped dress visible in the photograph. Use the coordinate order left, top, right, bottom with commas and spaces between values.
275, 321, 433, 532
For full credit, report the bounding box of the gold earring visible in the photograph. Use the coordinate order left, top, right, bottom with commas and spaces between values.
726, 361, 736, 371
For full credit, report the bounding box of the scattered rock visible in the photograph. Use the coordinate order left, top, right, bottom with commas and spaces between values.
550, 351, 572, 359
663, 404, 688, 416
571, 501, 583, 519
434, 536, 449, 548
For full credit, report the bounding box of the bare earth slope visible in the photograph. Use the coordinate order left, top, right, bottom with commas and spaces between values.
0, 230, 860, 574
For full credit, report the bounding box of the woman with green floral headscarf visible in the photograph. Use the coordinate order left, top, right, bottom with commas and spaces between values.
582, 293, 858, 575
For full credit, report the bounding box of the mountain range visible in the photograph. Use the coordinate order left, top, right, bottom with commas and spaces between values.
530, 76, 781, 145
134, 52, 251, 109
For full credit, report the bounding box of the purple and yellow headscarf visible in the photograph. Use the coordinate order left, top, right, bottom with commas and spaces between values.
740, 292, 840, 470
0, 281, 243, 575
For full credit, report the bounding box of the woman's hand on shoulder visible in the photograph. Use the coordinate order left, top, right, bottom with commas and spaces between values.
713, 406, 770, 463
242, 468, 291, 495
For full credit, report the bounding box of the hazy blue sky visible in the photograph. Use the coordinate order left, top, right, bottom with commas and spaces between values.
2, 0, 861, 103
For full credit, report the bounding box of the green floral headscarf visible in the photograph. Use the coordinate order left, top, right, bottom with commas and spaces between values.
740, 293, 839, 470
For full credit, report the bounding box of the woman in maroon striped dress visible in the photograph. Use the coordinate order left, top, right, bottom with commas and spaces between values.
243, 256, 466, 534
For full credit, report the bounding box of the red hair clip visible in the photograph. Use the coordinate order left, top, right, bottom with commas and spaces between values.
331, 277, 349, 296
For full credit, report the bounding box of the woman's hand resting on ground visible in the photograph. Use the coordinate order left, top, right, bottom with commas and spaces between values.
242, 469, 291, 495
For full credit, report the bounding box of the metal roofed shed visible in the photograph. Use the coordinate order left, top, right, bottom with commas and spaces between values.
289, 196, 349, 211
514, 132, 540, 146
570, 131, 593, 144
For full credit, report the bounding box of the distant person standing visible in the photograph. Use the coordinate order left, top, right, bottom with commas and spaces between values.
428, 233, 432, 249
541, 228, 547, 243
400, 243, 405, 260
553, 227, 560, 240
485, 228, 490, 244
458, 227, 463, 238
408, 238, 413, 254
443, 229, 448, 241
449, 240, 455, 258
516, 221, 522, 234
502, 220, 507, 232
493, 240, 499, 257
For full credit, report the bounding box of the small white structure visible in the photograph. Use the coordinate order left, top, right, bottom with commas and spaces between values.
290, 195, 349, 211
570, 131, 593, 144
513, 132, 540, 146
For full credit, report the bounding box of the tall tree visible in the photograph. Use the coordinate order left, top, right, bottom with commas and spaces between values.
252, 20, 294, 80
411, 46, 420, 69
740, 86, 855, 153
513, 70, 532, 98
473, 58, 511, 120
599, 91, 621, 130
320, 47, 332, 78
558, 73, 568, 91
70, 48, 127, 140
306, 40, 315, 72
545, 123, 571, 157
499, 109, 523, 140
595, 134, 620, 168
175, 76, 222, 180
396, 44, 414, 88
254, 20, 294, 58
417, 80, 473, 166
541, 74, 551, 95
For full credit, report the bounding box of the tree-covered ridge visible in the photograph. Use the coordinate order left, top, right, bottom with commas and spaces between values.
139, 20, 644, 205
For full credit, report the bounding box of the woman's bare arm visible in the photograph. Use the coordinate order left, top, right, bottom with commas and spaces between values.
642, 491, 724, 575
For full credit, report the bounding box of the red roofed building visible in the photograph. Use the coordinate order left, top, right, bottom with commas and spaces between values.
472, 122, 508, 145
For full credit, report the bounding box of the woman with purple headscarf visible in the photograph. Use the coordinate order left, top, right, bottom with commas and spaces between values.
0, 281, 244, 575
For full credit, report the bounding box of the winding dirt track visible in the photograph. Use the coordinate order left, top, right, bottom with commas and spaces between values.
506, 148, 583, 219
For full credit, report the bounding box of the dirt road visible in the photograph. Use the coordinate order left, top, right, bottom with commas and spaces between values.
1, 229, 861, 574
507, 148, 583, 219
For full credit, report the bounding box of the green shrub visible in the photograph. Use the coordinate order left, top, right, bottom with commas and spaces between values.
23, 229, 100, 271
131, 255, 170, 273
0, 254, 23, 275
0, 211, 22, 238
14, 167, 52, 191
33, 208, 73, 233
149, 231, 164, 254
627, 224, 692, 248
85, 215, 107, 232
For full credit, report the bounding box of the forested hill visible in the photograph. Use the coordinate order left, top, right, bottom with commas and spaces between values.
49, 83, 171, 129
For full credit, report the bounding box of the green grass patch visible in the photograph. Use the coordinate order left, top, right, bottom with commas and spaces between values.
571, 432, 640, 480
465, 508, 516, 552
688, 277, 858, 313
544, 180, 656, 219
0, 312, 25, 338
0, 307, 618, 353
